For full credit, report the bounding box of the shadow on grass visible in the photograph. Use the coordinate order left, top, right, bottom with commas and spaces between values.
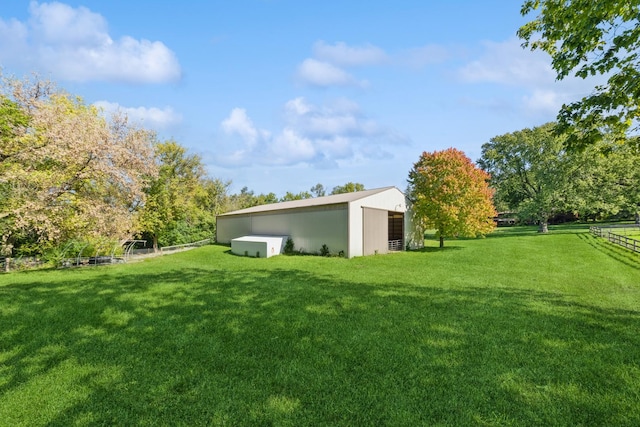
1, 265, 639, 425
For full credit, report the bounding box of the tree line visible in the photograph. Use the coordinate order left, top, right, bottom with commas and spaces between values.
478, 123, 640, 232
0, 74, 366, 258
6, 0, 640, 259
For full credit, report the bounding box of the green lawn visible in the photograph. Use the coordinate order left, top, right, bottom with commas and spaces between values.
1, 225, 639, 426
614, 227, 640, 239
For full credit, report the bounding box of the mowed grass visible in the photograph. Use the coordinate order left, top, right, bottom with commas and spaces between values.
1, 225, 639, 426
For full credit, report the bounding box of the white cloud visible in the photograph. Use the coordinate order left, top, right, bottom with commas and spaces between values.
296, 40, 456, 88
400, 44, 451, 69
315, 136, 353, 159
522, 89, 564, 116
284, 97, 313, 116
270, 128, 316, 164
458, 38, 555, 86
284, 97, 378, 137
94, 101, 182, 129
296, 58, 363, 87
221, 108, 261, 147
313, 41, 388, 67
29, 1, 109, 46
457, 37, 606, 117
0, 1, 181, 83
214, 98, 406, 168
0, 18, 29, 66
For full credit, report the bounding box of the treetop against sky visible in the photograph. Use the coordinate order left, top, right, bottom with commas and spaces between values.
0, 1, 607, 195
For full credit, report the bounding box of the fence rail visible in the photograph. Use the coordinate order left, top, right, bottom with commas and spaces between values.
1, 256, 46, 272
161, 239, 212, 253
590, 225, 640, 254
2, 238, 213, 273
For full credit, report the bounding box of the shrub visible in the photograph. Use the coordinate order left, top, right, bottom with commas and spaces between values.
320, 244, 330, 257
284, 237, 295, 254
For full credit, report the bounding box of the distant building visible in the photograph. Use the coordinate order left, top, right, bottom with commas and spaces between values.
216, 186, 423, 258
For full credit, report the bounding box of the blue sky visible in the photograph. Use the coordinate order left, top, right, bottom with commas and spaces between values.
0, 1, 601, 196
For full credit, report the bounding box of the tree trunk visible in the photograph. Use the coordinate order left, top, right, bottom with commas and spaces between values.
153, 235, 159, 252
538, 220, 549, 233
635, 210, 640, 225
439, 236, 444, 248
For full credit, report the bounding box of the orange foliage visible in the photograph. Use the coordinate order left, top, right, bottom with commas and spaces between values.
408, 148, 496, 247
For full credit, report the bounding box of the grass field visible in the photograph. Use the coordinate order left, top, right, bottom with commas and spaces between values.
1, 225, 640, 426
615, 228, 640, 239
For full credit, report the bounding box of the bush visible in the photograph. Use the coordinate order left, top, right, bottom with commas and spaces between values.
320, 244, 330, 257
284, 237, 295, 254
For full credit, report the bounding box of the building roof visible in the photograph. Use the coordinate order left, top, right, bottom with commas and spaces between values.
218, 186, 400, 217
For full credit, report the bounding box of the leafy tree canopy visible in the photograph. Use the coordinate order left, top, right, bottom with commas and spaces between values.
310, 183, 325, 197
137, 140, 228, 249
280, 191, 312, 202
479, 123, 640, 229
331, 182, 365, 195
518, 0, 640, 149
479, 123, 577, 232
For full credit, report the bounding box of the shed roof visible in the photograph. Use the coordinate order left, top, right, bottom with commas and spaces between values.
218, 186, 400, 217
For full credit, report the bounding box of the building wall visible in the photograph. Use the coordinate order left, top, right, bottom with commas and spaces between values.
348, 188, 407, 257
217, 204, 349, 255
217, 187, 423, 258
362, 207, 389, 255
216, 216, 252, 243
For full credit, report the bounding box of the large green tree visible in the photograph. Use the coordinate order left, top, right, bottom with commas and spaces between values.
0, 97, 30, 255
408, 148, 496, 248
572, 143, 640, 222
137, 140, 226, 250
518, 0, 640, 149
478, 123, 640, 230
478, 123, 576, 233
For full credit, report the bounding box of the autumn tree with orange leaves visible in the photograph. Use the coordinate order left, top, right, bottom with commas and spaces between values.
408, 148, 496, 248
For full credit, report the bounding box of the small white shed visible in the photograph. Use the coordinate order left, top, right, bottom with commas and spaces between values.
231, 235, 287, 258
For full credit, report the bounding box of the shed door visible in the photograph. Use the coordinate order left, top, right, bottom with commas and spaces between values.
362, 207, 388, 256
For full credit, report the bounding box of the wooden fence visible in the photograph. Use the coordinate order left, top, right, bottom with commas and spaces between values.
590, 225, 640, 254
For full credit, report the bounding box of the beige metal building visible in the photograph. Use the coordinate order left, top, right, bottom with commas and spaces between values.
216, 186, 423, 258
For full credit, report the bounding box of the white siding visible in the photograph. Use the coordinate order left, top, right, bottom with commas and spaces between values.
216, 216, 251, 243
348, 188, 406, 257
216, 187, 422, 258
217, 205, 348, 255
